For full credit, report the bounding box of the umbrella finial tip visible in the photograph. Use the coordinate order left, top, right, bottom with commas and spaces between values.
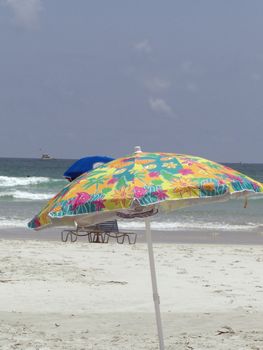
134, 146, 142, 153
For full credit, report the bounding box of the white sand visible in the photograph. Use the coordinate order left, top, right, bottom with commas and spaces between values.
0, 238, 263, 349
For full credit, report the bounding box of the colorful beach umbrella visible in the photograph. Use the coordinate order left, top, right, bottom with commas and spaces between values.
28, 147, 263, 350
64, 156, 114, 181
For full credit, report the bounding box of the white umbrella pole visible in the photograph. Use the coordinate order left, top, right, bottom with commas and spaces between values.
145, 218, 165, 350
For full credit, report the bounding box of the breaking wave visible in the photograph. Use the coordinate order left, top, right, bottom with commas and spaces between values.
0, 191, 55, 201
0, 176, 55, 187
0, 218, 28, 228
118, 220, 261, 232
0, 175, 65, 201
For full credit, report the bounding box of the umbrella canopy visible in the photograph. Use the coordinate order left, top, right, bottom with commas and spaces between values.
29, 150, 263, 230
28, 148, 263, 350
64, 156, 114, 181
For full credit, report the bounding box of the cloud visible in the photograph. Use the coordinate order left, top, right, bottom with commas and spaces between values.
133, 40, 152, 53
149, 97, 174, 116
5, 0, 42, 29
144, 77, 171, 92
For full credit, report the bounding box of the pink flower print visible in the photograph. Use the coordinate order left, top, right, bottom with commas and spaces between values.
34, 217, 41, 228
149, 171, 160, 178
107, 178, 118, 185
218, 179, 226, 185
179, 168, 193, 176
153, 189, 168, 201
225, 173, 243, 182
134, 186, 147, 198
93, 198, 105, 211
69, 192, 91, 211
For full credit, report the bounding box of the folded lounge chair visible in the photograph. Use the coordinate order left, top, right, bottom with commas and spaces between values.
61, 220, 137, 244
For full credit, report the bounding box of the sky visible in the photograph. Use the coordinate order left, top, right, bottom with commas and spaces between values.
1, 0, 263, 162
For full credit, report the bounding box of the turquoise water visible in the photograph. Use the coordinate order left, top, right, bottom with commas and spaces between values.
0, 158, 263, 231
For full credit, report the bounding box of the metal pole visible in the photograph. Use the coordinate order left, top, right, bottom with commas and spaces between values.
145, 218, 165, 350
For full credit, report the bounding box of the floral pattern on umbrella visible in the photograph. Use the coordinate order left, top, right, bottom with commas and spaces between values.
28, 152, 263, 229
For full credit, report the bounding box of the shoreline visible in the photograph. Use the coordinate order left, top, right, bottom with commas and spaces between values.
1, 226, 263, 245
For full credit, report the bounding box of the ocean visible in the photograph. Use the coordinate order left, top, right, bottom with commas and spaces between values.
0, 158, 263, 233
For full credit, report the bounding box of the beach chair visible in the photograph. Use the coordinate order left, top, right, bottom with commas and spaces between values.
61, 220, 137, 244
97, 220, 137, 244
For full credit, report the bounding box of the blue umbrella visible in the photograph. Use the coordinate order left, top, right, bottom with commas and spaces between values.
64, 156, 114, 181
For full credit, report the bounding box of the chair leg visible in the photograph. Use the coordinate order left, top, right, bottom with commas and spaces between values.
93, 233, 101, 243
87, 232, 92, 243
117, 234, 125, 244
61, 230, 70, 242
70, 232, 78, 242
129, 233, 137, 244
101, 232, 108, 243
89, 232, 109, 243
61, 231, 65, 242
90, 232, 95, 242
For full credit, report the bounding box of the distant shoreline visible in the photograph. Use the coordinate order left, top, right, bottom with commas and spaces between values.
0, 156, 263, 164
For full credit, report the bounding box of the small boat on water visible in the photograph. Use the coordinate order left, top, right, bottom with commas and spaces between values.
41, 154, 53, 160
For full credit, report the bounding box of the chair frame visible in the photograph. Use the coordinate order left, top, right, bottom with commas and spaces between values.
61, 220, 137, 244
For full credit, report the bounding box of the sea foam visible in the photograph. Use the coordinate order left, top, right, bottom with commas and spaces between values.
0, 176, 53, 187
118, 220, 259, 232
0, 191, 55, 200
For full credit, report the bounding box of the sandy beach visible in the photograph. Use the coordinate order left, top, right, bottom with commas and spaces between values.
2, 0, 263, 348
0, 231, 263, 349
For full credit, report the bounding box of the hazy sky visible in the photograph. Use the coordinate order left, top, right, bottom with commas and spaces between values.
1, 1, 263, 162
